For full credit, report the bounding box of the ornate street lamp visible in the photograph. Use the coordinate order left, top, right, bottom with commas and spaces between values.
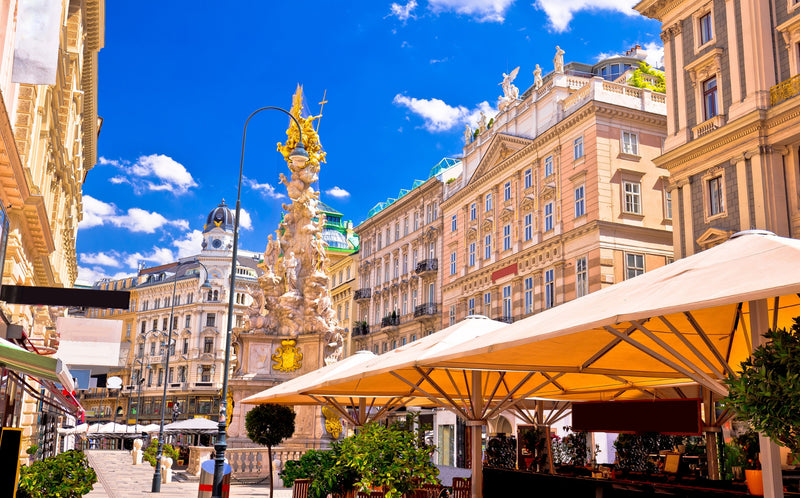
212, 107, 309, 498
152, 259, 211, 492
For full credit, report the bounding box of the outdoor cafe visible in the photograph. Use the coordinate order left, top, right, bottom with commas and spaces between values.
243, 231, 800, 498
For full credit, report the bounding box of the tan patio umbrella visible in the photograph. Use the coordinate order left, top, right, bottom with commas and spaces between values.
240, 351, 424, 427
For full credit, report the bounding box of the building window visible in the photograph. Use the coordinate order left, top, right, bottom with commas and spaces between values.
395, 222, 400, 240
664, 189, 673, 220
451, 214, 457, 232
468, 298, 475, 316
622, 131, 638, 155
394, 260, 399, 278
502, 285, 512, 321
623, 181, 642, 214
626, 253, 645, 279
484, 235, 492, 260
544, 269, 555, 309
483, 292, 491, 316
345, 302, 349, 319
708, 175, 724, 216
573, 136, 584, 160
503, 182, 512, 201
544, 202, 554, 232
576, 256, 588, 298
450, 252, 456, 275
201, 366, 211, 383
179, 366, 186, 382
524, 213, 532, 241
468, 242, 476, 266
544, 156, 554, 177
402, 294, 408, 315
402, 254, 408, 274
485, 193, 492, 212
206, 313, 216, 328
412, 289, 418, 309
503, 224, 511, 251
183, 338, 189, 355
147, 369, 153, 387
158, 368, 163, 386
574, 185, 585, 218
150, 342, 156, 356
449, 306, 456, 326
699, 12, 713, 45
168, 367, 174, 384
524, 168, 532, 189
703, 76, 717, 120
524, 277, 533, 314
140, 322, 146, 334
203, 337, 214, 354
470, 203, 477, 221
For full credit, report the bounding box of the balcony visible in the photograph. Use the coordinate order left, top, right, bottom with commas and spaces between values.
354, 288, 372, 301
414, 303, 439, 318
352, 321, 369, 336
415, 259, 439, 276
691, 114, 726, 139
381, 316, 400, 328
770, 74, 800, 106
496, 315, 515, 324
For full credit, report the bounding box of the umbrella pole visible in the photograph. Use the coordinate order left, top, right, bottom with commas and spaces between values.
470, 370, 484, 498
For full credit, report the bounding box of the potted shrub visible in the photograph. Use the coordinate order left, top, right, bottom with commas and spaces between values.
17, 450, 97, 498
725, 316, 800, 494
281, 447, 358, 498
25, 444, 38, 464
142, 438, 179, 468
722, 441, 745, 481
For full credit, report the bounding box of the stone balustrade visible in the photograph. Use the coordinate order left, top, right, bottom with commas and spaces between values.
186, 445, 309, 479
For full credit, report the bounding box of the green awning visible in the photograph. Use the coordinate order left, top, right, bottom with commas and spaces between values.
0, 337, 72, 390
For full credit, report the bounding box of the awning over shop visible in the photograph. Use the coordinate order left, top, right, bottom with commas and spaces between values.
0, 337, 74, 391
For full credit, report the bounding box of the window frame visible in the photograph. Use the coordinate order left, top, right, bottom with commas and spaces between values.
524, 168, 532, 189
451, 214, 457, 232
544, 269, 555, 309
625, 253, 645, 280
621, 131, 639, 156
573, 136, 584, 160
622, 180, 642, 215
574, 184, 586, 218
544, 202, 554, 232
702, 76, 718, 121
468, 242, 476, 267
485, 193, 493, 212
576, 256, 588, 298
470, 203, 477, 221
450, 252, 457, 275
523, 213, 532, 241
544, 155, 554, 177
484, 234, 492, 260
503, 181, 512, 201
502, 224, 512, 251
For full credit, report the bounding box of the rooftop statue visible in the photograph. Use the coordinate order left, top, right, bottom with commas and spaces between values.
554, 46, 565, 73
498, 66, 520, 112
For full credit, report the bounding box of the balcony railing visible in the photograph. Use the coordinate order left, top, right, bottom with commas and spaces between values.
414, 303, 439, 318
381, 316, 400, 328
496, 315, 515, 324
691, 114, 726, 139
770, 74, 800, 106
352, 322, 369, 336
415, 259, 439, 275
354, 288, 372, 301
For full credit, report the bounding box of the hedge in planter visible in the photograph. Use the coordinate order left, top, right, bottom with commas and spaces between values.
725, 316, 800, 457
18, 450, 97, 498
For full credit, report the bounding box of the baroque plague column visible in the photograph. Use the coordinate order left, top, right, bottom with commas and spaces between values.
226, 87, 345, 447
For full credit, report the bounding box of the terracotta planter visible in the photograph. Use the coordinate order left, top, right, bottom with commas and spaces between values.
745, 469, 763, 496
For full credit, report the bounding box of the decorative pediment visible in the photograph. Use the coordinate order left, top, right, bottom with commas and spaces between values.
539, 181, 557, 199
696, 227, 734, 250
685, 48, 723, 86
481, 218, 494, 233
466, 227, 478, 241
500, 207, 514, 223
470, 134, 534, 183
519, 194, 535, 211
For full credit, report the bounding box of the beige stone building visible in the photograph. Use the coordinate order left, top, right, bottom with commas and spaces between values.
0, 0, 104, 458
441, 52, 673, 329
635, 0, 800, 254
353, 159, 460, 354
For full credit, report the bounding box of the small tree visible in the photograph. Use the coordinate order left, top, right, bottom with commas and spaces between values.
725, 316, 800, 457
18, 450, 97, 498
245, 403, 296, 497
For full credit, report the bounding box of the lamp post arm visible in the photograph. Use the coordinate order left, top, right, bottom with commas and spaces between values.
212, 106, 302, 498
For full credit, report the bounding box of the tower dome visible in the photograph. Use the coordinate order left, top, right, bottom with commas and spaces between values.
203, 200, 235, 234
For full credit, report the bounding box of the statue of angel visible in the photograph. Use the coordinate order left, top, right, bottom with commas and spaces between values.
499, 67, 520, 100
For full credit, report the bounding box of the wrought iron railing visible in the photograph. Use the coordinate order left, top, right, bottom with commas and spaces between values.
381, 316, 400, 327
354, 288, 371, 300
415, 259, 439, 274
770, 74, 800, 106
352, 322, 369, 336
414, 303, 439, 317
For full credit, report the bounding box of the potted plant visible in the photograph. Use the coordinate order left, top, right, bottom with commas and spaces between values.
519, 426, 547, 472
281, 447, 359, 498
722, 441, 745, 481
26, 444, 39, 464
725, 316, 800, 494
17, 450, 97, 498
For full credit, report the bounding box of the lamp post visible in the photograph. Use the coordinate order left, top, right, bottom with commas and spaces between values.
212, 107, 309, 498
152, 259, 211, 492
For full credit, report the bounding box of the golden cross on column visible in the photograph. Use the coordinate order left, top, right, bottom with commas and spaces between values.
316, 89, 328, 133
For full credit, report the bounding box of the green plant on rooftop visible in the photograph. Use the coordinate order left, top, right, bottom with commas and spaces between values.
629, 62, 665, 93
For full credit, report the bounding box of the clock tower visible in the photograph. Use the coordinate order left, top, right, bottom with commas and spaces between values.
201, 200, 235, 253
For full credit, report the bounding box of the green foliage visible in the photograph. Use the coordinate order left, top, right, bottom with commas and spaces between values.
725, 317, 800, 456
519, 426, 548, 472
25, 444, 38, 456
722, 441, 746, 479
336, 418, 439, 498
142, 438, 179, 467
245, 403, 296, 448
629, 62, 665, 93
551, 426, 588, 467
18, 450, 97, 498
736, 430, 761, 470
487, 117, 494, 129
280, 447, 359, 498
613, 433, 698, 473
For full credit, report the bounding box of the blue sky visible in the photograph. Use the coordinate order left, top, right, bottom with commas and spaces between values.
76, 0, 662, 284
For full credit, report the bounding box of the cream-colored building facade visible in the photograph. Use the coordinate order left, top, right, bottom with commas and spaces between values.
635, 0, 800, 254
0, 0, 104, 457
442, 55, 674, 327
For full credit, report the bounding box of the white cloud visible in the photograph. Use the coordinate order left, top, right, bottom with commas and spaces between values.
393, 94, 496, 132
124, 247, 175, 270
79, 195, 116, 229
430, 57, 449, 64
79, 252, 121, 267
534, 0, 638, 32
100, 154, 198, 195
326, 186, 351, 198
172, 230, 204, 258
75, 266, 135, 287
237, 208, 253, 231
428, 0, 515, 22
80, 196, 188, 234
595, 41, 665, 69
245, 177, 286, 199
389, 0, 417, 20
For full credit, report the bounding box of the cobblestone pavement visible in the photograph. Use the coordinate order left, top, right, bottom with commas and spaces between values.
84, 450, 293, 498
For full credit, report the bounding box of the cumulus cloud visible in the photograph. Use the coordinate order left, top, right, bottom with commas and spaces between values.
78, 195, 188, 234
101, 153, 198, 195
430, 57, 449, 64
393, 94, 496, 132
389, 0, 417, 20
172, 230, 204, 258
124, 247, 175, 270
237, 208, 253, 231
596, 41, 665, 70
428, 0, 515, 22
245, 177, 286, 199
75, 266, 135, 287
326, 186, 351, 198
534, 0, 638, 32
80, 252, 122, 267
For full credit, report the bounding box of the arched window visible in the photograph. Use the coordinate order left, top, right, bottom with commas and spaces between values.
207, 290, 213, 301
213, 290, 219, 301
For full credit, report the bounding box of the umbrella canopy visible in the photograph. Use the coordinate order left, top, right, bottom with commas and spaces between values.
241, 350, 430, 426
164, 417, 219, 433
